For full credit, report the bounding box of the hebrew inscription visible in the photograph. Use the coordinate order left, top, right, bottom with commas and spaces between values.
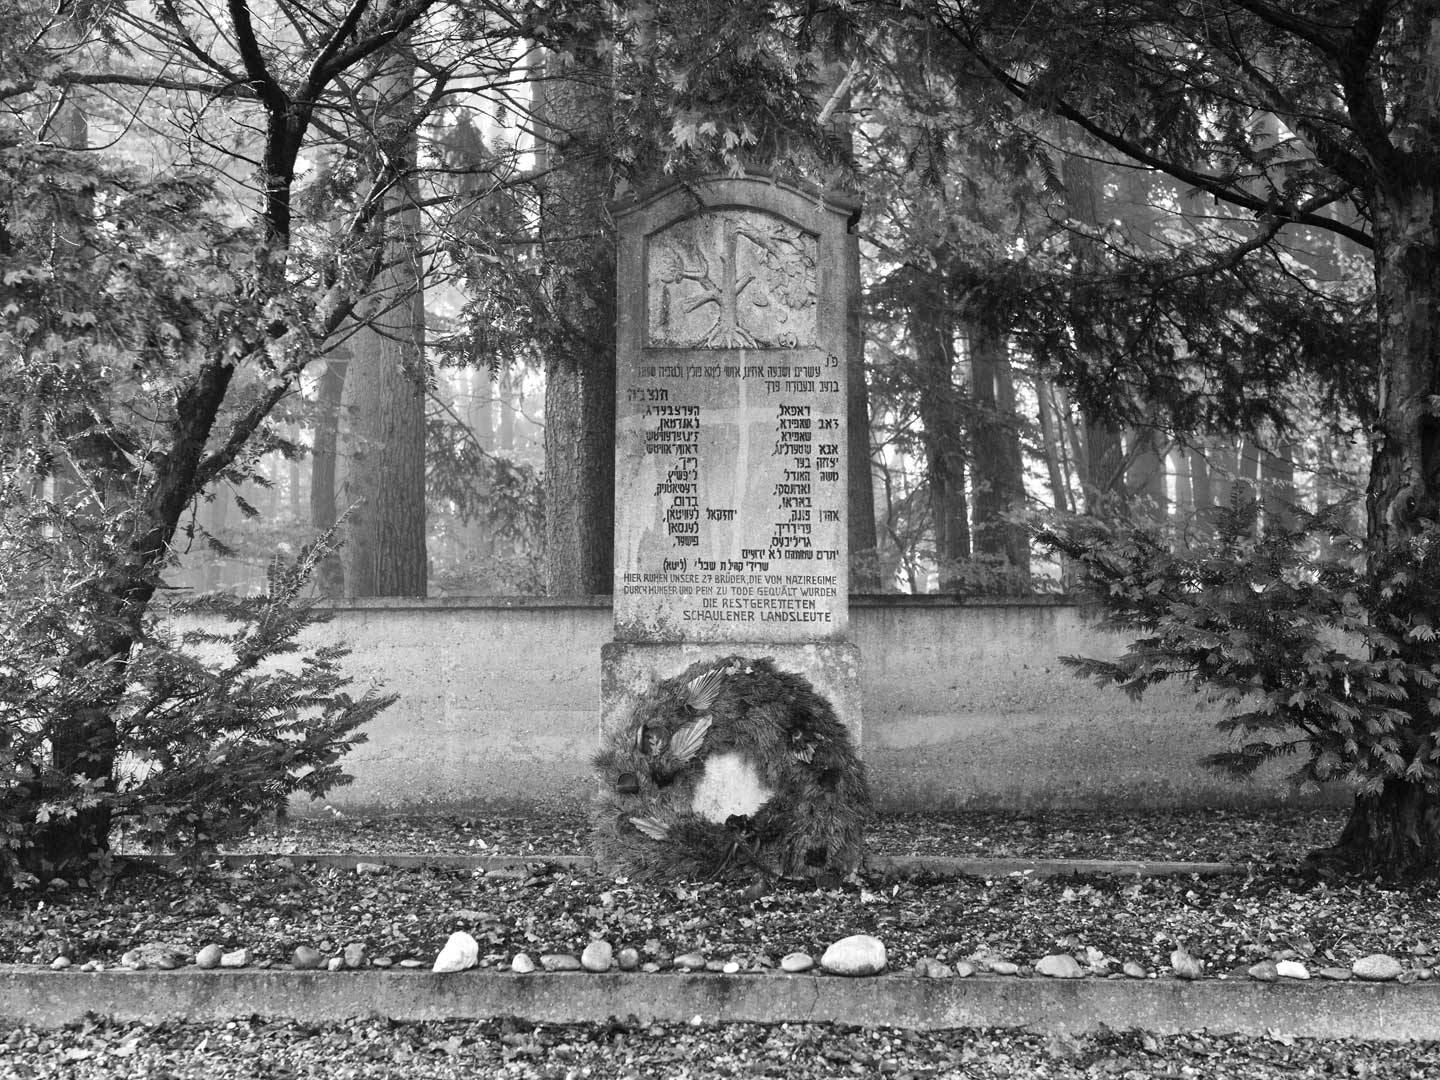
646, 210, 817, 349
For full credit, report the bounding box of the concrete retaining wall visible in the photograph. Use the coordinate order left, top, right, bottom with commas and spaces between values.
213, 596, 1334, 814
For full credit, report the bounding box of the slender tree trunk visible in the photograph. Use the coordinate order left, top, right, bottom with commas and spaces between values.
1261, 441, 1297, 533
536, 18, 616, 596
1034, 374, 1069, 513
310, 358, 347, 597
909, 282, 970, 588
1127, 429, 1168, 520
969, 320, 1030, 590
845, 215, 881, 591
339, 44, 428, 597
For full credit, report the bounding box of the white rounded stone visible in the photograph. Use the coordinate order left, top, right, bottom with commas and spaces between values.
820, 935, 886, 977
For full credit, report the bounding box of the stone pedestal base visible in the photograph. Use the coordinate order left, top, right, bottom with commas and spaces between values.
600, 641, 862, 747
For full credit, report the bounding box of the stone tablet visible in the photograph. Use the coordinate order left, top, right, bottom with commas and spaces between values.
613, 176, 858, 643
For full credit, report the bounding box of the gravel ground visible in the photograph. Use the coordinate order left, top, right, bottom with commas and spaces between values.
3, 1017, 1439, 1079
177, 805, 1349, 865
8, 807, 1437, 1079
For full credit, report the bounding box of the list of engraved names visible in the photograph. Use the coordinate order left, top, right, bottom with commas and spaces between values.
619, 352, 843, 632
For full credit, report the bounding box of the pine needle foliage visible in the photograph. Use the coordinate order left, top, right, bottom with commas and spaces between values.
0, 524, 391, 889
1040, 501, 1440, 797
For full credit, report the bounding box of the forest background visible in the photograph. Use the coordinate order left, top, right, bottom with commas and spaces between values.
2, 0, 1374, 604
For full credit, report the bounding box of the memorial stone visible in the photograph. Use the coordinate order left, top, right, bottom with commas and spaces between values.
602, 173, 862, 736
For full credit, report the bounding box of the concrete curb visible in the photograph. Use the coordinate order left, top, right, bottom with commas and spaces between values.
121, 853, 1242, 879
3, 968, 1436, 1040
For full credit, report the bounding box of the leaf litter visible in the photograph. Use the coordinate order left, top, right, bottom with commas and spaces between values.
7, 807, 1439, 1077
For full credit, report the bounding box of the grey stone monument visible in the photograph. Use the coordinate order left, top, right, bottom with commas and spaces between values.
601, 173, 862, 742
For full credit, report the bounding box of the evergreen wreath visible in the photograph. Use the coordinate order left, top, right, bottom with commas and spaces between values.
592, 655, 871, 882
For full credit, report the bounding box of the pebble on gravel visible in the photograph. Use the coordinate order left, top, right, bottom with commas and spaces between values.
292, 946, 325, 971
510, 953, 536, 974
120, 949, 145, 971
432, 932, 480, 974
989, 961, 1019, 976
1275, 960, 1310, 980
50, 956, 70, 971
617, 947, 641, 971
722, 961, 741, 974
820, 935, 887, 977
194, 944, 223, 970
343, 943, 369, 970
953, 960, 976, 978
780, 952, 814, 973
399, 959, 426, 969
1122, 961, 1147, 979
581, 941, 613, 973
674, 952, 706, 971
326, 957, 345, 972
1170, 948, 1203, 980
354, 861, 386, 875
219, 949, 251, 969
1035, 954, 1085, 979
1247, 960, 1278, 982
1352, 954, 1403, 981
919, 958, 955, 979
540, 953, 582, 972
1319, 966, 1353, 981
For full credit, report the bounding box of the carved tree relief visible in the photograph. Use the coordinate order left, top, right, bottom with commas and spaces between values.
647, 210, 817, 349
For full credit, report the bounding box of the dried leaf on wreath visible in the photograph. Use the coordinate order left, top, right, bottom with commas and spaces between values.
684, 668, 726, 713
668, 716, 711, 764
629, 816, 670, 841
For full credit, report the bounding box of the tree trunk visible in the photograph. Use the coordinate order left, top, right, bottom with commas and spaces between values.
1261, 441, 1297, 533
1083, 417, 1126, 514
1188, 443, 1213, 537
1310, 778, 1440, 877
536, 21, 616, 596
1329, 173, 1440, 876
1127, 429, 1168, 521
845, 215, 882, 591
310, 358, 347, 597
338, 44, 428, 597
969, 320, 1030, 590
909, 279, 970, 590
1034, 374, 1070, 513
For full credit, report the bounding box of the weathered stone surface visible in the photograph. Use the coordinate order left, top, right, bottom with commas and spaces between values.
674, 952, 707, 971
139, 944, 187, 970
510, 953, 535, 974
194, 945, 223, 970
1122, 961, 1148, 979
820, 935, 886, 977
539, 954, 582, 972
1247, 961, 1278, 982
611, 177, 857, 647
581, 941, 613, 973
1318, 966, 1352, 981
990, 961, 1019, 976
953, 960, 976, 978
617, 948, 641, 972
326, 957, 345, 973
1352, 954, 1403, 982
219, 949, 251, 969
780, 952, 814, 974
1275, 960, 1310, 980
1036, 954, 1085, 979
354, 862, 385, 875
119, 950, 145, 971
432, 933, 479, 974
49, 957, 70, 971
